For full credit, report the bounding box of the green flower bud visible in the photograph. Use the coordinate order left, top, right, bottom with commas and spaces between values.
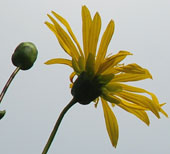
71, 72, 103, 105
12, 42, 38, 70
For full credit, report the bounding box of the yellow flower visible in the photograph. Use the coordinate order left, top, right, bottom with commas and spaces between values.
45, 6, 168, 148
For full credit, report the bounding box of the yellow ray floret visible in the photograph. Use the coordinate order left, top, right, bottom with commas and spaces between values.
101, 98, 119, 148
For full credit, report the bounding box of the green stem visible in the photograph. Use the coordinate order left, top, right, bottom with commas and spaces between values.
42, 98, 77, 154
0, 67, 20, 104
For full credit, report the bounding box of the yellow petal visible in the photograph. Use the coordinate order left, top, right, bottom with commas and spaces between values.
95, 20, 115, 72
117, 91, 160, 118
101, 98, 119, 148
88, 12, 101, 57
45, 21, 72, 56
119, 84, 158, 103
117, 98, 146, 110
45, 21, 57, 34
47, 15, 80, 60
45, 58, 72, 67
52, 11, 84, 57
143, 92, 168, 117
118, 83, 168, 117
117, 100, 150, 125
111, 71, 152, 82
98, 51, 132, 74
160, 108, 168, 117
115, 63, 152, 78
70, 71, 76, 83
119, 83, 150, 93
82, 5, 92, 59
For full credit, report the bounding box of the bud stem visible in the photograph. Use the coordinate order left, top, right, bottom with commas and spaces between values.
42, 98, 77, 154
0, 67, 20, 104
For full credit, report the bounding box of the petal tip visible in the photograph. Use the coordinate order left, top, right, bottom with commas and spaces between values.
44, 61, 49, 65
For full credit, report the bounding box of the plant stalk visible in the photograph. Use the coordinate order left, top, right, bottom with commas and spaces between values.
42, 98, 77, 154
0, 67, 20, 103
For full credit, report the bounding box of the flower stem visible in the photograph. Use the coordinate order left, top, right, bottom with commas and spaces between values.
42, 98, 77, 154
0, 67, 20, 104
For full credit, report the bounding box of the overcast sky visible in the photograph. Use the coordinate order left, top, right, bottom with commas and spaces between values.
0, 0, 170, 154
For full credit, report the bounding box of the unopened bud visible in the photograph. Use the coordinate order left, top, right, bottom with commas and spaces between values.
12, 42, 38, 70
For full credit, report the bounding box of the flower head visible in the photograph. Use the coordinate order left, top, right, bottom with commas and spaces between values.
45, 6, 168, 148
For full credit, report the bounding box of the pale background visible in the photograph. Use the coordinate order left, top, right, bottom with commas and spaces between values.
0, 0, 170, 154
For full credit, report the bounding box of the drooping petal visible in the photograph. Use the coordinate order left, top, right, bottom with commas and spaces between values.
101, 98, 119, 148
47, 15, 80, 60
45, 58, 72, 67
116, 91, 160, 118
88, 12, 101, 57
82, 5, 92, 59
117, 83, 168, 117
45, 22, 72, 56
160, 107, 168, 117
98, 51, 132, 74
117, 99, 150, 125
142, 92, 168, 117
52, 11, 84, 57
147, 98, 167, 118
95, 20, 115, 72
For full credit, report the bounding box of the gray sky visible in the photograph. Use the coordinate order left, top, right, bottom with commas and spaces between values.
0, 0, 170, 154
